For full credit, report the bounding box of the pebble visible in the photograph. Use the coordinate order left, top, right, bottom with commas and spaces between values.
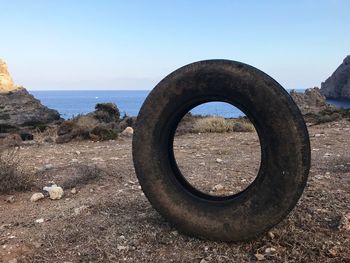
43, 184, 64, 200
8, 259, 17, 263
30, 193, 45, 202
268, 231, 275, 239
117, 245, 128, 250
216, 158, 223, 163
38, 164, 54, 171
35, 218, 44, 224
199, 162, 206, 166
265, 247, 277, 254
75, 151, 81, 155
5, 195, 15, 203
71, 188, 77, 194
254, 253, 265, 261
212, 184, 224, 191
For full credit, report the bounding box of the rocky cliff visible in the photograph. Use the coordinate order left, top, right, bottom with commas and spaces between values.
320, 56, 350, 99
290, 87, 331, 115
0, 59, 60, 132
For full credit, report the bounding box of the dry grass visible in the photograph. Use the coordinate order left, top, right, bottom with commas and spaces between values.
0, 149, 33, 194
192, 116, 254, 133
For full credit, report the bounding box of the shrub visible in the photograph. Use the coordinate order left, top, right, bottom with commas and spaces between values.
0, 149, 33, 194
192, 117, 233, 133
191, 116, 255, 133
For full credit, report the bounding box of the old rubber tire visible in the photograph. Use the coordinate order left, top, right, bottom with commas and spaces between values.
132, 60, 310, 241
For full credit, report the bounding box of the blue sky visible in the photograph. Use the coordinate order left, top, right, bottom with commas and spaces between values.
1, 0, 349, 90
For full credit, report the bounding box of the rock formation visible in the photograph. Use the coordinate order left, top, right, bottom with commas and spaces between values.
0, 59, 19, 93
320, 55, 350, 99
290, 87, 331, 115
0, 58, 60, 133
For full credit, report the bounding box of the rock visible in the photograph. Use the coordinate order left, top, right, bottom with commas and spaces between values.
267, 231, 275, 239
0, 59, 60, 133
70, 188, 77, 194
5, 195, 15, 203
121, 126, 134, 137
8, 259, 17, 263
254, 253, 265, 261
73, 205, 88, 216
321, 55, 350, 99
30, 193, 45, 202
265, 247, 277, 254
117, 245, 128, 250
290, 87, 332, 115
43, 184, 64, 200
35, 218, 44, 224
216, 158, 223, 163
38, 164, 54, 171
0, 59, 18, 93
212, 184, 224, 191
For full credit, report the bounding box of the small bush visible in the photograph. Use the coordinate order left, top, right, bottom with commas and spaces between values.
90, 126, 118, 141
193, 117, 233, 133
0, 150, 33, 194
192, 116, 254, 133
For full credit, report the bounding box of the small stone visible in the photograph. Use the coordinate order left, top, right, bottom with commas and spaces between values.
5, 195, 15, 203
216, 158, 223, 163
117, 235, 125, 241
254, 253, 265, 261
43, 184, 64, 200
71, 188, 77, 194
75, 151, 81, 155
8, 259, 18, 263
265, 247, 277, 254
74, 205, 88, 216
267, 231, 275, 239
199, 162, 206, 166
35, 218, 44, 224
30, 193, 45, 202
117, 245, 128, 250
71, 159, 78, 163
38, 164, 54, 171
212, 184, 224, 191
121, 127, 134, 137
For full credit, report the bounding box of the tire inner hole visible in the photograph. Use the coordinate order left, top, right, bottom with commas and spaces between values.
173, 102, 262, 197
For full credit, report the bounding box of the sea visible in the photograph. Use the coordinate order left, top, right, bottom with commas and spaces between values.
30, 90, 350, 120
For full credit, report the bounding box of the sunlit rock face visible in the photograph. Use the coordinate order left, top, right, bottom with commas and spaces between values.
0, 58, 61, 132
0, 59, 19, 93
321, 56, 350, 99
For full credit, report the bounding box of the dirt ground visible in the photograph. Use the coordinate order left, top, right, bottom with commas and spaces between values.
0, 120, 349, 262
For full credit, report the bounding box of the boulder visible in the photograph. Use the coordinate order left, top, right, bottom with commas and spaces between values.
0, 59, 60, 133
321, 55, 350, 99
121, 126, 134, 137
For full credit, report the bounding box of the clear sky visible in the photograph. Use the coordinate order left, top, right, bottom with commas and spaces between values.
1, 0, 349, 90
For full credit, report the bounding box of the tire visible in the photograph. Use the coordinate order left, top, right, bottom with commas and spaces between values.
132, 60, 310, 241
